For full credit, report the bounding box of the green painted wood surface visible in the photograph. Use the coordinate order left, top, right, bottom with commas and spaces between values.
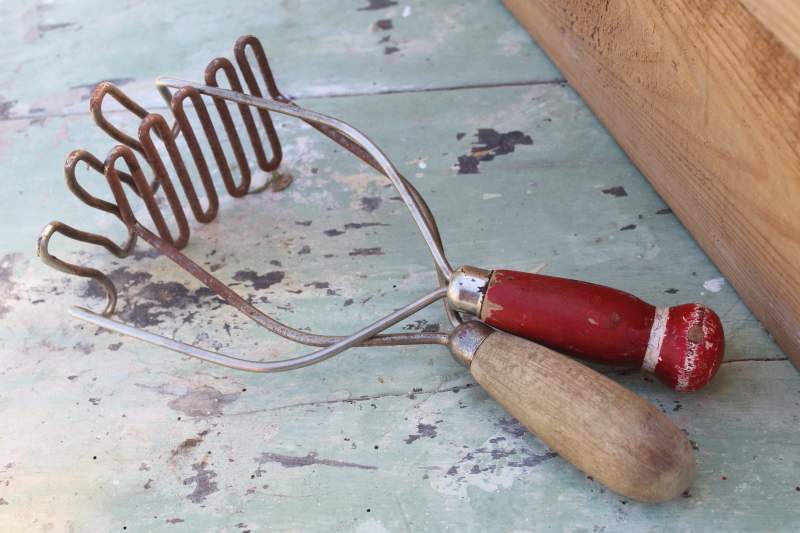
0, 1, 797, 531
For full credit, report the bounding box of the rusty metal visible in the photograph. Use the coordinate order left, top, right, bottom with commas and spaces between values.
38, 35, 468, 374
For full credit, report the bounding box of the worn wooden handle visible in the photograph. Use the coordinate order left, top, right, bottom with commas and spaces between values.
467, 328, 695, 502
481, 270, 725, 392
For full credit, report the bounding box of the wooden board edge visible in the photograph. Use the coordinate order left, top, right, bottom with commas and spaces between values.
501, 0, 800, 371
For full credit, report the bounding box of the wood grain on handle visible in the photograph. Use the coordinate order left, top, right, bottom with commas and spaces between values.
470, 330, 695, 502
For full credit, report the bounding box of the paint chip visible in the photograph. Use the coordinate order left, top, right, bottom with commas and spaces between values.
455, 129, 532, 174
702, 277, 725, 293
602, 186, 628, 197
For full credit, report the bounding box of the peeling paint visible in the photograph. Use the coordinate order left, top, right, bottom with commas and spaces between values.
360, 196, 383, 212
703, 277, 725, 293
430, 418, 557, 499
0, 253, 24, 319
232, 269, 285, 290
602, 186, 628, 197
254, 451, 377, 470
325, 222, 389, 237
138, 383, 240, 417
168, 387, 239, 417
455, 129, 532, 174
183, 462, 218, 503
73, 342, 93, 354
405, 422, 438, 444
349, 247, 384, 257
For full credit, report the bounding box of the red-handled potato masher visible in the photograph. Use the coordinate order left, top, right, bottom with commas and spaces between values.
448, 266, 724, 393
37, 35, 705, 501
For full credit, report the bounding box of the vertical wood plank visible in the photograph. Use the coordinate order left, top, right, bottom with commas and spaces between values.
501, 0, 800, 370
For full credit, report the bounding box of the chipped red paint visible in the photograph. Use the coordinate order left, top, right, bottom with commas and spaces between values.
479, 270, 725, 392
480, 270, 654, 366
654, 303, 725, 392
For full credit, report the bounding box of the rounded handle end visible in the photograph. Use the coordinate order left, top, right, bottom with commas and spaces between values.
466, 330, 695, 502
651, 304, 725, 392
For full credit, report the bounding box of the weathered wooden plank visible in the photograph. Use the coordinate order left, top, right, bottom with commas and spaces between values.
0, 1, 794, 531
1, 342, 798, 531
2, 81, 764, 359
501, 0, 800, 373
1, 81, 790, 531
0, 0, 561, 118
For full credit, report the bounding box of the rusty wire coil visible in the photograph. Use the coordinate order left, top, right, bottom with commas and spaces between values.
37, 34, 455, 350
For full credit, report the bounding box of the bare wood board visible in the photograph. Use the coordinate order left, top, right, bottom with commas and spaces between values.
501, 0, 800, 371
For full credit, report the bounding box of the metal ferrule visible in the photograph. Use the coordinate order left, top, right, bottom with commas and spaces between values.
446, 266, 492, 317
447, 321, 495, 369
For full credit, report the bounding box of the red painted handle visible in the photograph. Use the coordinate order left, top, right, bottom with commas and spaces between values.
479, 270, 725, 392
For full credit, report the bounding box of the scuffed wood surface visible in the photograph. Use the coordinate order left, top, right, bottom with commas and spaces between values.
501, 0, 800, 371
0, 0, 796, 531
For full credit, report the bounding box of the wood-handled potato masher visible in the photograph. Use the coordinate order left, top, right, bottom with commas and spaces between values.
36, 36, 721, 502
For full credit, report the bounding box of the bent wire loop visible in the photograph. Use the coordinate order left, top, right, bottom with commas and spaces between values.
37, 35, 468, 372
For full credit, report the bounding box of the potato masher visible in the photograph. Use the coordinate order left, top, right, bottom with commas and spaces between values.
37, 35, 702, 501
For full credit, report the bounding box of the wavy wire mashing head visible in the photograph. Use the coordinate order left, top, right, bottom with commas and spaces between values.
37, 35, 464, 372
